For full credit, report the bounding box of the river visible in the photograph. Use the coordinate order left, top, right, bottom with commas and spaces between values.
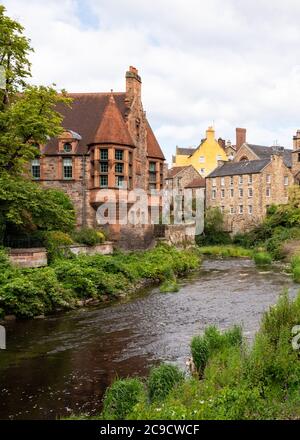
0, 258, 298, 420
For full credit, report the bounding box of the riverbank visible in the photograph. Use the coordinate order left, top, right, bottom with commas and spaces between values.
0, 245, 201, 320
95, 289, 300, 420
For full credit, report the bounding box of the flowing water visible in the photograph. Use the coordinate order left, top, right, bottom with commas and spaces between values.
0, 258, 298, 420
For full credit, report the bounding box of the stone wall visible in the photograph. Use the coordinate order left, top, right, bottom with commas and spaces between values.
8, 242, 113, 268
156, 223, 196, 246
9, 248, 48, 268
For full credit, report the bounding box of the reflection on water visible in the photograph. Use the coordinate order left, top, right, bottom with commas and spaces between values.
0, 258, 298, 419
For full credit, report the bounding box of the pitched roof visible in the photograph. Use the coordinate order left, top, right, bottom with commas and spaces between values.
43, 92, 164, 159
93, 94, 134, 147
146, 120, 165, 160
185, 177, 206, 188
166, 166, 191, 179
208, 159, 270, 178
246, 144, 292, 167
176, 147, 196, 156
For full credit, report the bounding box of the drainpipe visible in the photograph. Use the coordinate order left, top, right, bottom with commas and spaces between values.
82, 154, 87, 227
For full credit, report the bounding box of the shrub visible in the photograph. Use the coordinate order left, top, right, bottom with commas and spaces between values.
0, 248, 11, 270
102, 378, 145, 419
190, 336, 209, 376
72, 228, 105, 246
148, 363, 185, 402
253, 252, 272, 267
44, 230, 74, 262
292, 265, 300, 283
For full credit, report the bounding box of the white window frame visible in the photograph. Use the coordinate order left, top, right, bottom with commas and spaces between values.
239, 175, 243, 185
248, 174, 253, 184
221, 189, 225, 198
239, 205, 243, 214
199, 156, 205, 163
230, 188, 234, 197
221, 177, 225, 186
212, 189, 216, 199
248, 205, 253, 215
212, 178, 216, 187
266, 188, 271, 197
248, 188, 253, 197
266, 174, 271, 184
284, 176, 289, 186
239, 188, 243, 197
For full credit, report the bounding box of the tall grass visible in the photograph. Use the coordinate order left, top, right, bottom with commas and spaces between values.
198, 245, 253, 258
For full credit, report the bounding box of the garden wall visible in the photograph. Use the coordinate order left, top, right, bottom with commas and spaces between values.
8, 241, 114, 268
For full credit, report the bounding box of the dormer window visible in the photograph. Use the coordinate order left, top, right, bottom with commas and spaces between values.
63, 142, 72, 153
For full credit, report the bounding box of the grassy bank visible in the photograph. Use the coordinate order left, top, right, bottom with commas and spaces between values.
93, 290, 300, 420
0, 245, 201, 319
198, 245, 253, 258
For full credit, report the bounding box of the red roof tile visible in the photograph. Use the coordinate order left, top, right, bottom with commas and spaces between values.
146, 121, 165, 160
185, 177, 206, 188
93, 94, 134, 147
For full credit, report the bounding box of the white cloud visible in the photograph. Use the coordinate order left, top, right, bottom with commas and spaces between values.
3, 0, 300, 163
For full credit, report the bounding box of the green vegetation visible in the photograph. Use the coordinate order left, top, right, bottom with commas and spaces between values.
196, 207, 231, 246
148, 364, 185, 402
0, 245, 201, 319
97, 291, 300, 420
198, 245, 253, 258
71, 228, 106, 246
102, 378, 145, 420
253, 251, 272, 267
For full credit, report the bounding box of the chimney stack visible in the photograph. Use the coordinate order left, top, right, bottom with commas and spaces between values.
236, 127, 246, 150
125, 66, 142, 106
293, 130, 300, 150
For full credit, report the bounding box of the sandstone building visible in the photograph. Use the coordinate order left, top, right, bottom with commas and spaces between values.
31, 67, 165, 248
205, 131, 299, 234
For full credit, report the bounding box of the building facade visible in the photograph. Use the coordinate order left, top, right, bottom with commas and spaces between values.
172, 127, 228, 177
30, 67, 165, 248
206, 135, 295, 234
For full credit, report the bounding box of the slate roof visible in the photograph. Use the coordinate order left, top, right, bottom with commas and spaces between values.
166, 166, 191, 178
176, 147, 196, 156
208, 159, 270, 178
43, 92, 165, 159
246, 144, 292, 167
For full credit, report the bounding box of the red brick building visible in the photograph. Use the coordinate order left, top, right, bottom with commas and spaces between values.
31, 67, 165, 248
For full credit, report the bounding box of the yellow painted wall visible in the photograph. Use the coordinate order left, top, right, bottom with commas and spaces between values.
173, 127, 228, 177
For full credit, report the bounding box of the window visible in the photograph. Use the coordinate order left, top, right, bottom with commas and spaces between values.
100, 162, 108, 173
298, 152, 300, 162
63, 158, 72, 179
284, 176, 289, 186
212, 178, 216, 187
100, 175, 108, 188
149, 162, 156, 172
230, 176, 234, 185
230, 188, 234, 197
216, 155, 222, 161
221, 177, 225, 186
221, 206, 225, 213
199, 156, 205, 163
31, 159, 40, 179
266, 188, 271, 197
230, 206, 235, 214
221, 189, 225, 198
248, 188, 253, 197
115, 175, 124, 188
248, 205, 253, 215
63, 142, 72, 153
239, 205, 243, 214
266, 174, 271, 184
100, 149, 108, 160
212, 189, 216, 199
115, 149, 123, 160
239, 175, 243, 184
149, 183, 156, 191
200, 168, 205, 174
248, 174, 253, 184
115, 163, 124, 174
239, 188, 243, 197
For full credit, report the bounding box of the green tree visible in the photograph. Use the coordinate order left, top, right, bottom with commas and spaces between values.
0, 5, 71, 175
0, 173, 75, 240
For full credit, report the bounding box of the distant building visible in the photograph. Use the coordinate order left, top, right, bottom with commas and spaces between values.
172, 126, 228, 177
206, 129, 297, 234
30, 67, 165, 248
165, 165, 202, 192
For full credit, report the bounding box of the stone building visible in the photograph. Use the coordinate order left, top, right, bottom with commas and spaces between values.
30, 66, 165, 248
206, 133, 295, 234
164, 165, 202, 192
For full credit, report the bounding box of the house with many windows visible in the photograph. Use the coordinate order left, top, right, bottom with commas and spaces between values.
30, 67, 165, 248
206, 131, 299, 234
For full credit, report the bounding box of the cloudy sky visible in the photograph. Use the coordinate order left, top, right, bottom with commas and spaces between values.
3, 0, 300, 162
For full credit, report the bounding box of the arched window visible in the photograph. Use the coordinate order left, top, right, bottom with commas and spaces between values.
239, 156, 249, 161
